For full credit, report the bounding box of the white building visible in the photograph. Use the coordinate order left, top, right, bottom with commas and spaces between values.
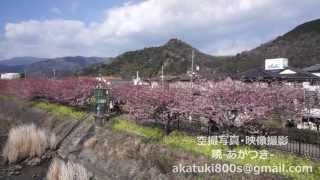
133, 71, 142, 85
265, 58, 289, 70
0, 73, 20, 80
132, 71, 148, 86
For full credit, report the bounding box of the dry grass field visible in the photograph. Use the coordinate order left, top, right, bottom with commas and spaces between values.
47, 158, 90, 180
2, 124, 57, 163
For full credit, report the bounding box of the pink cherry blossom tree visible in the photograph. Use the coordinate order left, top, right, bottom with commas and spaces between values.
112, 79, 304, 134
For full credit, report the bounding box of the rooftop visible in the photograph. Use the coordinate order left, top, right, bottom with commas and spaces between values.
239, 67, 320, 82
303, 64, 320, 72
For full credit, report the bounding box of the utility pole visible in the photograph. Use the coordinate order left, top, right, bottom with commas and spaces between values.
190, 49, 195, 122
161, 64, 164, 125
192, 50, 194, 71
191, 50, 194, 72
161, 64, 164, 88
191, 49, 195, 88
53, 68, 56, 79
136, 71, 140, 85
24, 69, 27, 80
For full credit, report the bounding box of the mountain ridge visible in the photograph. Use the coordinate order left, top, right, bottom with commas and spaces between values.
25, 56, 111, 78
0, 57, 47, 66
80, 38, 230, 79
0, 56, 112, 77
229, 18, 320, 74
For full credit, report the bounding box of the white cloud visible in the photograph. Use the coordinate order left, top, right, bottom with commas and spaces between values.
1, 0, 320, 58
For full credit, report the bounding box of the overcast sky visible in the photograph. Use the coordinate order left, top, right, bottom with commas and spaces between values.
0, 0, 319, 59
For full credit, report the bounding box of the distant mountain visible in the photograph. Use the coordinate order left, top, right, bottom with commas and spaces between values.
81, 39, 229, 79
0, 64, 25, 73
0, 56, 111, 77
25, 56, 111, 78
0, 57, 47, 66
0, 57, 47, 73
229, 19, 320, 73
0, 65, 11, 72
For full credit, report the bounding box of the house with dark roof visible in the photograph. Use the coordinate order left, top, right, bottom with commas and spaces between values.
303, 64, 320, 77
239, 67, 320, 83
239, 58, 320, 84
238, 58, 320, 131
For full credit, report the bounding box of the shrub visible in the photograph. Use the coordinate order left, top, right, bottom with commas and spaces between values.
47, 158, 90, 180
2, 124, 57, 163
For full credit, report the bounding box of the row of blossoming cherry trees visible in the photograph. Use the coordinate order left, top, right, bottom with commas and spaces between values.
0, 78, 305, 133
